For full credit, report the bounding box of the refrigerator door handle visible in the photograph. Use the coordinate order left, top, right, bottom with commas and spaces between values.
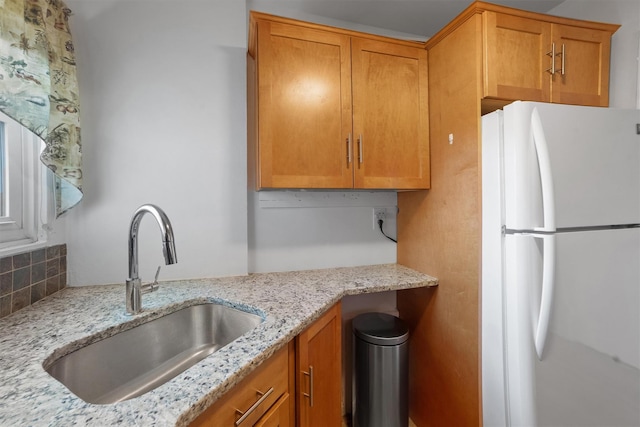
531, 108, 556, 233
534, 234, 556, 360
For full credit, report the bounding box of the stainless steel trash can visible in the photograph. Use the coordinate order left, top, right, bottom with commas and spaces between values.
352, 312, 409, 427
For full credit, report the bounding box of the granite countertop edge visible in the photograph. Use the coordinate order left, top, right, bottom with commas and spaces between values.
0, 263, 437, 426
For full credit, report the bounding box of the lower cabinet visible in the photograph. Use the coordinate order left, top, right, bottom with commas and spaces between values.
190, 302, 342, 427
295, 302, 342, 427
190, 342, 295, 427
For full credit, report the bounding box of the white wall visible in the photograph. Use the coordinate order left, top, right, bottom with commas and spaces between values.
248, 191, 397, 273
63, 0, 398, 286
65, 0, 249, 285
246, 0, 429, 41
549, 0, 640, 109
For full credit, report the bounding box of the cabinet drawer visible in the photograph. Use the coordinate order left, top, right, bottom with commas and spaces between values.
191, 344, 290, 427
255, 393, 291, 427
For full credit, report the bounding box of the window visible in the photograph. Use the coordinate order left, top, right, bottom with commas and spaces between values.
0, 111, 47, 249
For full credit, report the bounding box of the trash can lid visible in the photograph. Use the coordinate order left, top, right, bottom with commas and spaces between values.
352, 312, 409, 346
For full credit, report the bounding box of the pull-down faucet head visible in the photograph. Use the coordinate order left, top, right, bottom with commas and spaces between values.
126, 204, 177, 315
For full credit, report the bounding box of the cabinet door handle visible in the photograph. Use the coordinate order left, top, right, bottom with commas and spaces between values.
357, 134, 363, 164
546, 42, 556, 75
235, 387, 274, 426
302, 365, 314, 407
560, 43, 565, 76
347, 134, 352, 164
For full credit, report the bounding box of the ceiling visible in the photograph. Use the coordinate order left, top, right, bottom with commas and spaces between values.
247, 0, 565, 38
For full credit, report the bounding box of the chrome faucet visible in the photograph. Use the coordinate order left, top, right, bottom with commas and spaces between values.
126, 204, 177, 315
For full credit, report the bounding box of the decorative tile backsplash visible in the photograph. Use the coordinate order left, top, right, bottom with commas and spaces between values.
0, 244, 67, 319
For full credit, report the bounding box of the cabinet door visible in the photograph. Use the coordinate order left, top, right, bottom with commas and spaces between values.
296, 302, 342, 427
550, 24, 612, 107
351, 37, 430, 189
483, 12, 551, 102
256, 20, 353, 189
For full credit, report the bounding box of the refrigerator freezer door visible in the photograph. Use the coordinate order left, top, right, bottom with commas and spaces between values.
502, 101, 640, 230
504, 228, 640, 427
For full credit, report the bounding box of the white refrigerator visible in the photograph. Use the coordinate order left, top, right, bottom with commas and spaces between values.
481, 101, 640, 426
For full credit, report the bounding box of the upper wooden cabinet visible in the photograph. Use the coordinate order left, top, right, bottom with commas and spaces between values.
351, 38, 429, 189
483, 11, 617, 107
550, 24, 614, 106
424, 1, 619, 112
483, 12, 551, 102
250, 18, 353, 189
248, 12, 430, 190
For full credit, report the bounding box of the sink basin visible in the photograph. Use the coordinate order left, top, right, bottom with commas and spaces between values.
44, 302, 263, 404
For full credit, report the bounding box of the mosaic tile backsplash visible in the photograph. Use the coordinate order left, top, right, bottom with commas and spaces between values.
0, 244, 66, 319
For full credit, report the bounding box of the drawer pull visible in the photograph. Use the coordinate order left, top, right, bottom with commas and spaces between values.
546, 42, 556, 75
235, 387, 274, 426
302, 365, 314, 407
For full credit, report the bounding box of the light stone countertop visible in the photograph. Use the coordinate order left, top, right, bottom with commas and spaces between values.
0, 264, 436, 426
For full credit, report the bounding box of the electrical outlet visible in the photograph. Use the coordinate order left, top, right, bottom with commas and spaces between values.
373, 207, 386, 229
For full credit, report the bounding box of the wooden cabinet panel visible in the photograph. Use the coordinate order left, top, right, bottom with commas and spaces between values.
551, 24, 612, 106
256, 19, 353, 189
399, 14, 483, 426
250, 12, 430, 191
483, 11, 550, 101
296, 302, 342, 427
190, 344, 292, 427
352, 38, 430, 189
482, 9, 616, 107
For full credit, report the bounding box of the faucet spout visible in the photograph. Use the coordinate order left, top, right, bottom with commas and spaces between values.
126, 204, 177, 315
162, 239, 178, 266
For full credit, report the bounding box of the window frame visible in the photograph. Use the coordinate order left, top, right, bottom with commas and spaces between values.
0, 110, 47, 250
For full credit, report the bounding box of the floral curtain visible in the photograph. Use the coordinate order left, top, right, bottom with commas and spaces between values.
0, 0, 82, 216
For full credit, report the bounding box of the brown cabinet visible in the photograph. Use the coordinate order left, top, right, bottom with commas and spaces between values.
250, 17, 353, 189
550, 24, 614, 106
483, 10, 616, 107
190, 304, 342, 427
248, 12, 429, 190
295, 302, 342, 427
351, 38, 429, 189
190, 343, 294, 427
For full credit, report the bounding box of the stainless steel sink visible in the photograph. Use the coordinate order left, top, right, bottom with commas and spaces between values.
44, 302, 263, 404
